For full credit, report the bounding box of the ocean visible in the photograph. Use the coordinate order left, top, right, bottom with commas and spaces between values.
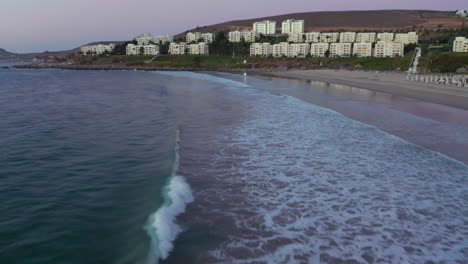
1, 65, 467, 264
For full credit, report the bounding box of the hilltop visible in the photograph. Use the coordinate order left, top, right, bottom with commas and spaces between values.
176, 10, 465, 37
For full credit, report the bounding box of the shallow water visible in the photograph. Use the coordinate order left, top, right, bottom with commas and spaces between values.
1, 69, 467, 264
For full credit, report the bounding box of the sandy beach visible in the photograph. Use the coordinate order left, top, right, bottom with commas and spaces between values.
254, 69, 468, 110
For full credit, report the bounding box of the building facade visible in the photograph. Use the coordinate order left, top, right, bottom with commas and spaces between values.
154, 35, 174, 44
310, 43, 329, 57
289, 43, 310, 58
329, 43, 352, 57
288, 33, 304, 43
352, 42, 372, 57
169, 42, 187, 55
81, 44, 116, 55
188, 43, 209, 55
272, 42, 290, 57
377, 32, 395, 42
186, 32, 202, 43
201, 33, 215, 43
135, 32, 153, 45
374, 41, 404, 57
228, 31, 259, 42
355, 32, 376, 43
453, 37, 468, 52
253, 20, 276, 35
394, 32, 418, 45
305, 32, 320, 43
320, 33, 339, 43
126, 44, 159, 55
339, 32, 356, 43
250, 43, 272, 56
282, 19, 305, 34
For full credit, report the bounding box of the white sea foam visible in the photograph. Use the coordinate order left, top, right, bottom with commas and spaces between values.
167, 72, 468, 263
145, 131, 194, 263
156, 71, 251, 88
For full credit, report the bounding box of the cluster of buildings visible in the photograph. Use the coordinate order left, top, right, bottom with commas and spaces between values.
80, 44, 115, 55
80, 17, 467, 57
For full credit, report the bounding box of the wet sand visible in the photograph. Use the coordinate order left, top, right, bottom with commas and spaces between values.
254, 69, 468, 110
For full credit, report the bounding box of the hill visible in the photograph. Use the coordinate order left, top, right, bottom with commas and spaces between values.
0, 48, 17, 60
176, 10, 465, 37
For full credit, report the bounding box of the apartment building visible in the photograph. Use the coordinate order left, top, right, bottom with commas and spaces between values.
289, 43, 310, 58
201, 33, 215, 43
305, 32, 320, 43
169, 42, 187, 55
228, 31, 260, 42
250, 43, 272, 56
253, 20, 276, 35
377, 32, 394, 42
188, 43, 209, 55
320, 33, 339, 43
352, 42, 372, 57
310, 43, 329, 57
288, 33, 304, 43
394, 32, 418, 45
329, 43, 352, 57
356, 32, 376, 43
374, 41, 404, 57
81, 44, 115, 55
154, 35, 174, 44
135, 32, 153, 45
339, 32, 356, 43
126, 44, 159, 55
272, 42, 290, 57
282, 19, 305, 34
453, 37, 468, 52
186, 32, 202, 43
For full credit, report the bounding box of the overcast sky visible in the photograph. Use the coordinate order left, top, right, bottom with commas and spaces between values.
0, 0, 466, 53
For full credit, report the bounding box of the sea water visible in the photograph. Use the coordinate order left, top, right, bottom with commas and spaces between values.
1, 68, 467, 264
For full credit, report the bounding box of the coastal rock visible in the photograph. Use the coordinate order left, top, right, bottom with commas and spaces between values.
456, 67, 467, 74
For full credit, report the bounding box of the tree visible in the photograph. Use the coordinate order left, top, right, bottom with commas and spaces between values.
160, 41, 170, 54
209, 32, 232, 56
140, 46, 145, 55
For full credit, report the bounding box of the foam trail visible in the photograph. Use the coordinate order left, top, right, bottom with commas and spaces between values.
145, 130, 194, 263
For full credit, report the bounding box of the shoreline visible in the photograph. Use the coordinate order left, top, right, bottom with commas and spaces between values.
10, 63, 468, 110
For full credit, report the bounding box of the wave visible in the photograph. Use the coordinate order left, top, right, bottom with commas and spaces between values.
145, 130, 194, 263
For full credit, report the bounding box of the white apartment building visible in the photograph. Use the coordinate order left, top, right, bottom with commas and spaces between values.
250, 43, 272, 56
188, 43, 209, 55
282, 19, 305, 34
329, 43, 352, 57
310, 43, 329, 57
81, 44, 115, 55
305, 32, 321, 43
394, 32, 418, 45
186, 32, 202, 43
377, 32, 395, 42
228, 31, 259, 42
353, 42, 372, 57
288, 33, 304, 43
272, 42, 290, 57
154, 35, 174, 44
253, 20, 276, 35
169, 42, 187, 55
356, 32, 376, 43
320, 33, 339, 43
374, 41, 404, 57
453, 37, 468, 52
135, 32, 153, 45
339, 32, 356, 43
289, 43, 310, 58
126, 44, 159, 55
201, 33, 215, 43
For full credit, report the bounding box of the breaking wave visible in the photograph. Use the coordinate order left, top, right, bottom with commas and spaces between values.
145, 130, 194, 263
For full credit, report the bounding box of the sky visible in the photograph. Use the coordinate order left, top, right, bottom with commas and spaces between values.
0, 0, 466, 53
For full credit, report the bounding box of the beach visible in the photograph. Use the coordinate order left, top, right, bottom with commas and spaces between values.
254, 69, 468, 110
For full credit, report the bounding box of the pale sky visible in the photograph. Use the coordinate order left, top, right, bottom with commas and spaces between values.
0, 0, 466, 53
